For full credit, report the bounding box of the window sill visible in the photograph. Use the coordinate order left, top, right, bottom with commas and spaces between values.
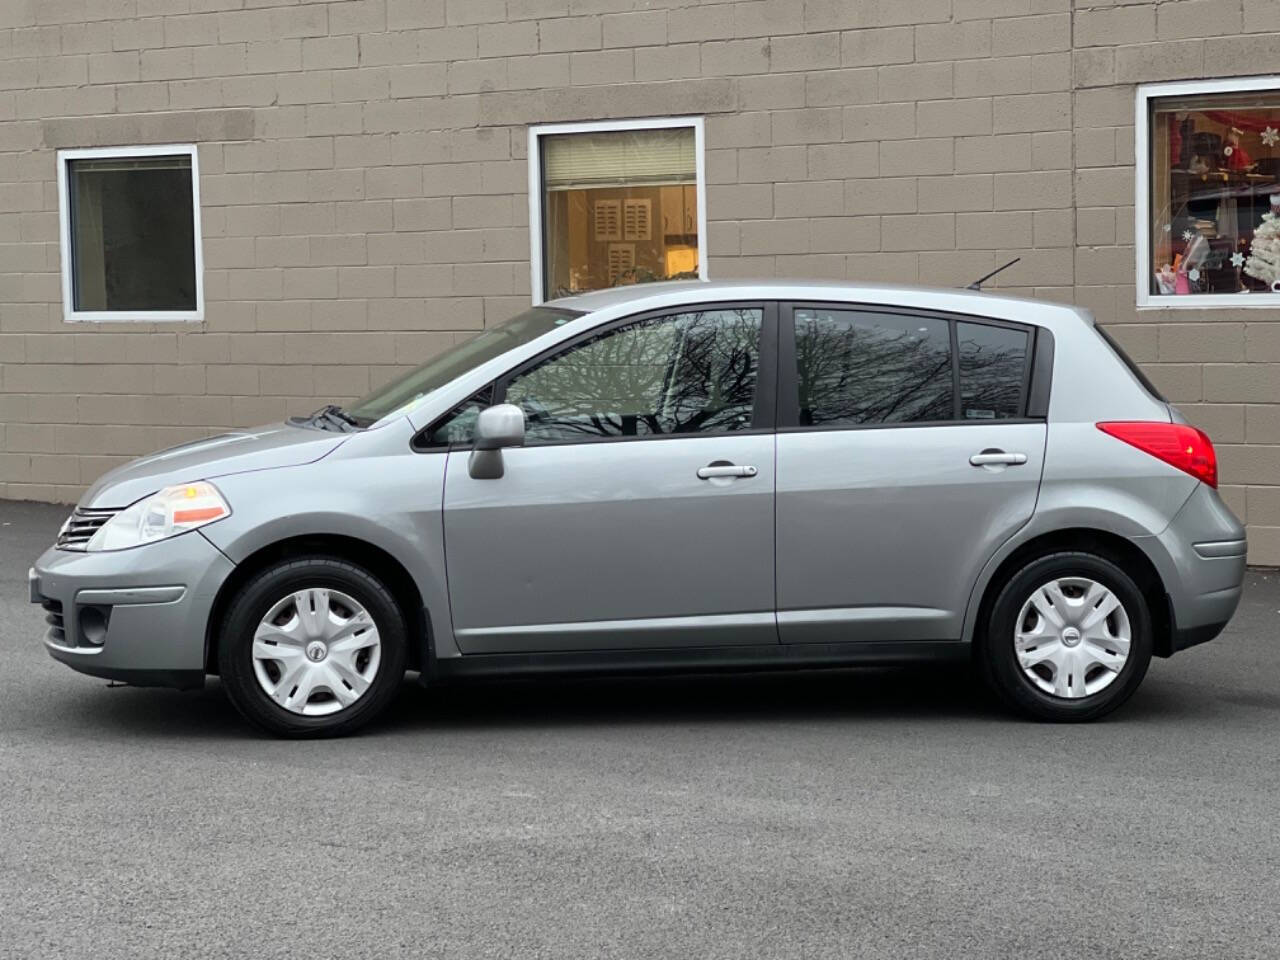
1137, 294, 1280, 310
63, 310, 204, 324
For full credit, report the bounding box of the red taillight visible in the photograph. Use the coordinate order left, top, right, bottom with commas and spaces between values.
1097, 421, 1217, 488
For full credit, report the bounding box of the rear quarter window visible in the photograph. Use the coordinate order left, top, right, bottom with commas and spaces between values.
956, 321, 1029, 421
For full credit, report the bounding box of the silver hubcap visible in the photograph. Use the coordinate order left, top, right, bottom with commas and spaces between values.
252, 588, 381, 716
1014, 577, 1131, 699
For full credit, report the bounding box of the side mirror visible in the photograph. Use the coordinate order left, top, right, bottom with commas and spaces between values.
468, 403, 524, 479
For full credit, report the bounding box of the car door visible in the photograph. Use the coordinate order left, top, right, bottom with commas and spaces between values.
774, 303, 1048, 644
442, 303, 778, 654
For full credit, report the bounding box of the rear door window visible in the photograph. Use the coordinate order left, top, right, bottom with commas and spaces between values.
793, 308, 953, 426
785, 306, 1035, 427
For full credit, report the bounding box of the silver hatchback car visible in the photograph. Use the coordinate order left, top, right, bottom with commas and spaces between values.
30, 280, 1246, 737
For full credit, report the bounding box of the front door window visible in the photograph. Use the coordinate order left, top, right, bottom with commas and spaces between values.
504, 308, 764, 444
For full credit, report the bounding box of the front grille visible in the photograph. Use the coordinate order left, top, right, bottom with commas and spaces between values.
54, 507, 119, 551
42, 597, 66, 645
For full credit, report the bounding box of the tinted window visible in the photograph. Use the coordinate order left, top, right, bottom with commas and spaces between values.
794, 308, 953, 426
505, 308, 762, 444
957, 321, 1028, 420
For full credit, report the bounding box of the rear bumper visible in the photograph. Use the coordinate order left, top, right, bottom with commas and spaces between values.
1141, 485, 1247, 656
1164, 548, 1243, 655
29, 530, 235, 689
1172, 617, 1233, 654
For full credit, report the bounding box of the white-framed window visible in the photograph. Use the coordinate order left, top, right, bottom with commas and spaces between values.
57, 144, 204, 323
527, 117, 707, 305
1137, 76, 1280, 309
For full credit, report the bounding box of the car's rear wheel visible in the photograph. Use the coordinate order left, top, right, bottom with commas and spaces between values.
217, 556, 407, 738
979, 551, 1153, 721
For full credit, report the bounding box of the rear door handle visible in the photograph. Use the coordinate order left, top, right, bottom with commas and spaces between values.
697, 464, 758, 480
969, 451, 1027, 466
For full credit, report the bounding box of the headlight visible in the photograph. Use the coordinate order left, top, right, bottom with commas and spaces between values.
86, 482, 231, 552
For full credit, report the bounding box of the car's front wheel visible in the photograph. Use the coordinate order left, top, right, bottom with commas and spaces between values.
217, 556, 408, 738
979, 551, 1153, 721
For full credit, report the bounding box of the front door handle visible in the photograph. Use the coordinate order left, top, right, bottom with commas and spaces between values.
697, 463, 758, 480
969, 450, 1027, 466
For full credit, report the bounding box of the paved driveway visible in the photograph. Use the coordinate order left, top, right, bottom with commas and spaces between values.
2, 499, 1278, 959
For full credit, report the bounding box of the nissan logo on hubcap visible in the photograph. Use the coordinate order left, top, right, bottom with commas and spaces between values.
1061, 627, 1082, 648
305, 641, 328, 662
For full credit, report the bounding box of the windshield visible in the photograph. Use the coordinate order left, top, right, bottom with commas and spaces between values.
346, 305, 582, 423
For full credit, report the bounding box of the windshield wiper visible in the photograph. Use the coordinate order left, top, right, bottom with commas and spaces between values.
295, 404, 363, 433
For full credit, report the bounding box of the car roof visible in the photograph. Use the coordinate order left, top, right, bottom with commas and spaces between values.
546, 278, 1094, 327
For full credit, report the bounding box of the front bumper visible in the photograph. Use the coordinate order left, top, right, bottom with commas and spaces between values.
30, 530, 235, 689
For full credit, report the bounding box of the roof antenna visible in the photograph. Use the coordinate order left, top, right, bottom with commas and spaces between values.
966, 257, 1020, 291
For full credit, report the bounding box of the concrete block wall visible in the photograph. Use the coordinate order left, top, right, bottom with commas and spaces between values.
0, 0, 1277, 562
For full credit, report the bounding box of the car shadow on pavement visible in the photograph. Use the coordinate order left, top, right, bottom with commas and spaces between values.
383, 664, 1225, 732
389, 666, 995, 730
44, 661, 1223, 740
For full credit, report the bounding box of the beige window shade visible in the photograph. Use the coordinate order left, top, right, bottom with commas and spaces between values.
542, 128, 696, 191
70, 156, 192, 174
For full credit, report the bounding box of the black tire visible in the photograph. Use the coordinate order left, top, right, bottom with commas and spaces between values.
217, 556, 408, 738
977, 550, 1153, 722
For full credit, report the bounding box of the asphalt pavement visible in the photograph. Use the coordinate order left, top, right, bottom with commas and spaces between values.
2, 498, 1278, 959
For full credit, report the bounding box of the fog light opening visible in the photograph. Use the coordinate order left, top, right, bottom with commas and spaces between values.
78, 604, 111, 647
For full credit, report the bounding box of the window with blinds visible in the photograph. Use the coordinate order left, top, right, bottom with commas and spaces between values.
535, 123, 701, 301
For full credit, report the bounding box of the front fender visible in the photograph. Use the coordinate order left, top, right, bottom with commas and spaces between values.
200, 421, 459, 658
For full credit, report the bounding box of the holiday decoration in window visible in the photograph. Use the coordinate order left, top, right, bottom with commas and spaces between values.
1146, 85, 1280, 300
1244, 194, 1280, 291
